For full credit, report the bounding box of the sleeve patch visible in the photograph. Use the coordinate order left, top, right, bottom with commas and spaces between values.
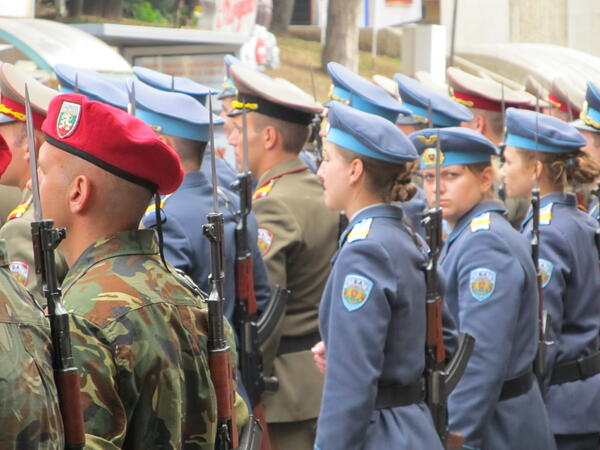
539, 258, 553, 288
8, 261, 29, 285
257, 228, 274, 256
469, 267, 496, 301
341, 274, 373, 311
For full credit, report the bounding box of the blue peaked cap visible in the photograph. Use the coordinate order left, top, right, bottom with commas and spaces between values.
327, 62, 410, 123
573, 81, 600, 133
54, 63, 129, 110
327, 101, 417, 164
133, 66, 215, 105
410, 127, 497, 169
505, 108, 586, 153
218, 54, 240, 100
129, 79, 223, 143
394, 73, 472, 127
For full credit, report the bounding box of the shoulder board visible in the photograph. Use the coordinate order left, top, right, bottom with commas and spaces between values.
253, 178, 277, 200
347, 218, 373, 243
470, 212, 491, 232
539, 203, 553, 226
144, 194, 172, 216
7, 197, 32, 221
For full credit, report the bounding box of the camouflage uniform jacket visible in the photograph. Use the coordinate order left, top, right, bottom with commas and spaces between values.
61, 229, 217, 449
0, 239, 64, 449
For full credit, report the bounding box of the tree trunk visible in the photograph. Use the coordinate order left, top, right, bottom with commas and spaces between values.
67, 0, 84, 18
270, 0, 295, 35
82, 0, 103, 15
321, 0, 361, 72
103, 0, 123, 19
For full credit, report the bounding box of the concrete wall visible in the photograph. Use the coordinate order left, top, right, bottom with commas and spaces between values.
439, 0, 600, 58
0, 0, 34, 18
440, 0, 510, 50
509, 0, 568, 45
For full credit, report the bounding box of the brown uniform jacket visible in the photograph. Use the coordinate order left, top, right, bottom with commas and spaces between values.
0, 190, 69, 303
253, 157, 339, 423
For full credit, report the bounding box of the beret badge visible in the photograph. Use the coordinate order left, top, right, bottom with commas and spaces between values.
56, 101, 81, 139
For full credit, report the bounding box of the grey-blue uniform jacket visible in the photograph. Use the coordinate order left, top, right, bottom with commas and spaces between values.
441, 201, 555, 450
521, 193, 600, 436
142, 170, 271, 320
315, 204, 443, 450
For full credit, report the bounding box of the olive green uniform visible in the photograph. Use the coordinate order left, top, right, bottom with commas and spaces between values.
0, 190, 68, 302
0, 185, 21, 227
253, 157, 339, 450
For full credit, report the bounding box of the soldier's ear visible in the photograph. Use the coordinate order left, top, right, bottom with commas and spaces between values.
263, 125, 278, 151
348, 157, 365, 187
68, 174, 92, 215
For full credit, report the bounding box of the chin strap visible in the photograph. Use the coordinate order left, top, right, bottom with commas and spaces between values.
154, 193, 170, 271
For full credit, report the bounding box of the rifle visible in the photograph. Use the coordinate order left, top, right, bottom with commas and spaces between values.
25, 85, 85, 449
531, 99, 552, 387
203, 93, 239, 450
232, 103, 278, 450
593, 182, 600, 259
421, 129, 475, 449
308, 66, 323, 166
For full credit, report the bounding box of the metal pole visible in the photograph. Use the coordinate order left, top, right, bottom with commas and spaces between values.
449, 0, 459, 67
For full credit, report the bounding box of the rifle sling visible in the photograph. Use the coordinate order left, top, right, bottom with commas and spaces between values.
277, 330, 321, 356
550, 351, 600, 386
375, 379, 424, 409
499, 368, 534, 401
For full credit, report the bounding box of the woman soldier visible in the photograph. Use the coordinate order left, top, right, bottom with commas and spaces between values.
411, 127, 555, 450
500, 108, 600, 450
313, 101, 443, 450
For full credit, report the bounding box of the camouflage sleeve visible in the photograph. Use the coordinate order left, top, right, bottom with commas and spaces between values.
224, 316, 250, 429
68, 314, 127, 448
0, 267, 64, 448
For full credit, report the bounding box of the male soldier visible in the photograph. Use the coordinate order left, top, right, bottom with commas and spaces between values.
0, 137, 64, 448
0, 62, 68, 298
547, 76, 584, 123
229, 64, 339, 450
133, 65, 238, 188
131, 78, 271, 323
37, 92, 220, 448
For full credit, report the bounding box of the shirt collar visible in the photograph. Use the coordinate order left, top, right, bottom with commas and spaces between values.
339, 203, 405, 247
257, 157, 307, 187
62, 229, 158, 292
521, 192, 575, 228
445, 200, 506, 245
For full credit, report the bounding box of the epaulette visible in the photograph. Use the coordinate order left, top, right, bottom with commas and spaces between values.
7, 197, 32, 221
347, 218, 373, 243
144, 194, 172, 216
539, 203, 553, 225
470, 212, 491, 232
253, 178, 277, 200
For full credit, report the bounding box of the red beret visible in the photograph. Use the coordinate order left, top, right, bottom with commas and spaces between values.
0, 134, 11, 176
42, 93, 183, 195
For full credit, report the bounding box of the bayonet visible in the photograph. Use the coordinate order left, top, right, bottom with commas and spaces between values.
127, 81, 136, 116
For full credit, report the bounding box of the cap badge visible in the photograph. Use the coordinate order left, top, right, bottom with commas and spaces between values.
56, 101, 82, 138
421, 147, 445, 167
